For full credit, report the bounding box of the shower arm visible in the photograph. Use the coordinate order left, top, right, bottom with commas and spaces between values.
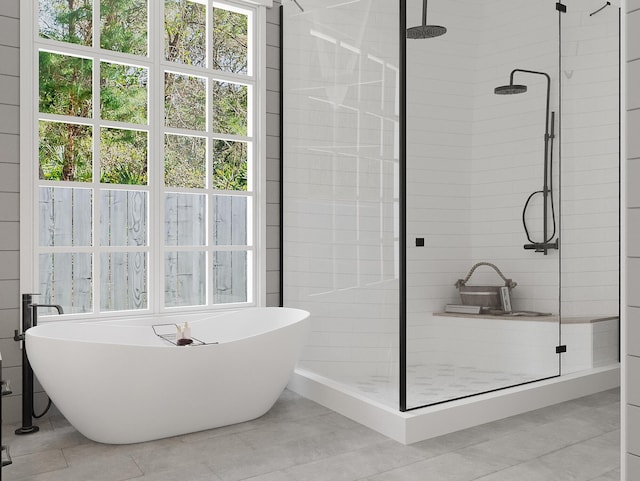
509, 69, 558, 254
508, 69, 551, 143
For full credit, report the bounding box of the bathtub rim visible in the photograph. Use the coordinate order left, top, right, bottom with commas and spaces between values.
26, 306, 310, 348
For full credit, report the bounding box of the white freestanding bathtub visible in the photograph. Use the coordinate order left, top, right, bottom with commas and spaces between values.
26, 307, 310, 444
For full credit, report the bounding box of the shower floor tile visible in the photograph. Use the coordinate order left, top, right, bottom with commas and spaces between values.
344, 364, 543, 408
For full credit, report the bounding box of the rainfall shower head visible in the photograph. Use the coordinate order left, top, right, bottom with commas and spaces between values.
407, 24, 447, 39
407, 0, 447, 39
494, 84, 528, 95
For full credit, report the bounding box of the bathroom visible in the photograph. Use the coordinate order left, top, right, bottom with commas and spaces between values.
0, 0, 638, 479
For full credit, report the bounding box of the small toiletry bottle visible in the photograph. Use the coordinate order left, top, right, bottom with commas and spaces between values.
176, 324, 183, 341
183, 322, 191, 340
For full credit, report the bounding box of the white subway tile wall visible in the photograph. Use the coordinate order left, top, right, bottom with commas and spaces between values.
283, 0, 401, 393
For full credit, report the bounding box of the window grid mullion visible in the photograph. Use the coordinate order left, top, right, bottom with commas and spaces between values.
153, 0, 165, 312
207, 1, 215, 307
92, 49, 102, 316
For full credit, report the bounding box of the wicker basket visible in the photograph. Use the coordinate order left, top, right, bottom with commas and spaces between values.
454, 262, 517, 309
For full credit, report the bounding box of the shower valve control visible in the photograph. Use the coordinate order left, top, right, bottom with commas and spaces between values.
415, 238, 425, 247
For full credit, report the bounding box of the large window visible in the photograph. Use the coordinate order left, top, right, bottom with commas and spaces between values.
22, 0, 269, 316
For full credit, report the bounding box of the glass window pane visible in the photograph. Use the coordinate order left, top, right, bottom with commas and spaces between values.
39, 253, 92, 314
39, 187, 92, 246
165, 193, 206, 246
100, 127, 148, 185
100, 62, 148, 124
212, 140, 248, 191
100, 0, 148, 56
212, 250, 247, 304
164, 0, 206, 67
165, 72, 207, 131
164, 134, 206, 188
39, 120, 93, 182
39, 0, 92, 46
212, 81, 248, 136
165, 251, 206, 307
212, 6, 248, 74
100, 252, 147, 311
100, 190, 147, 246
213, 195, 247, 245
39, 51, 92, 118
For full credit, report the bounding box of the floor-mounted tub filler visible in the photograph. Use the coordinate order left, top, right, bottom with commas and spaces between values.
26, 307, 310, 444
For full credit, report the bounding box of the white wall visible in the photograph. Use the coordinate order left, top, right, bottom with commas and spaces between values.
405, 0, 478, 317
560, 0, 620, 318
470, 0, 558, 314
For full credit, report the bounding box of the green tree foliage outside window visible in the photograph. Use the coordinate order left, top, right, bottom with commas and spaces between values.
212, 7, 248, 74
36, 0, 256, 312
100, 128, 148, 185
100, 0, 148, 56
213, 140, 247, 191
212, 81, 248, 136
165, 72, 207, 131
100, 62, 148, 124
39, 0, 92, 46
39, 0, 250, 189
39, 121, 93, 182
165, 0, 206, 66
164, 134, 206, 188
40, 51, 92, 118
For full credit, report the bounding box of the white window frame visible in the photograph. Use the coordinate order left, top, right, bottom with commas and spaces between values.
20, 0, 270, 320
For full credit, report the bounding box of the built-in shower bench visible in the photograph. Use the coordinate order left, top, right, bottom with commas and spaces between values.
429, 313, 619, 374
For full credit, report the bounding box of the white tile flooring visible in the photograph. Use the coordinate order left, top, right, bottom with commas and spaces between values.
1, 388, 620, 481
350, 363, 536, 408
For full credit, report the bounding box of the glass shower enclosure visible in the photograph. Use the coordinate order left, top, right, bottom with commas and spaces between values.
282, 0, 619, 413
283, 0, 401, 406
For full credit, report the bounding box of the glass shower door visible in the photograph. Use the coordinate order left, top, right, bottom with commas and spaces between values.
404, 0, 562, 410
559, 1, 620, 374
